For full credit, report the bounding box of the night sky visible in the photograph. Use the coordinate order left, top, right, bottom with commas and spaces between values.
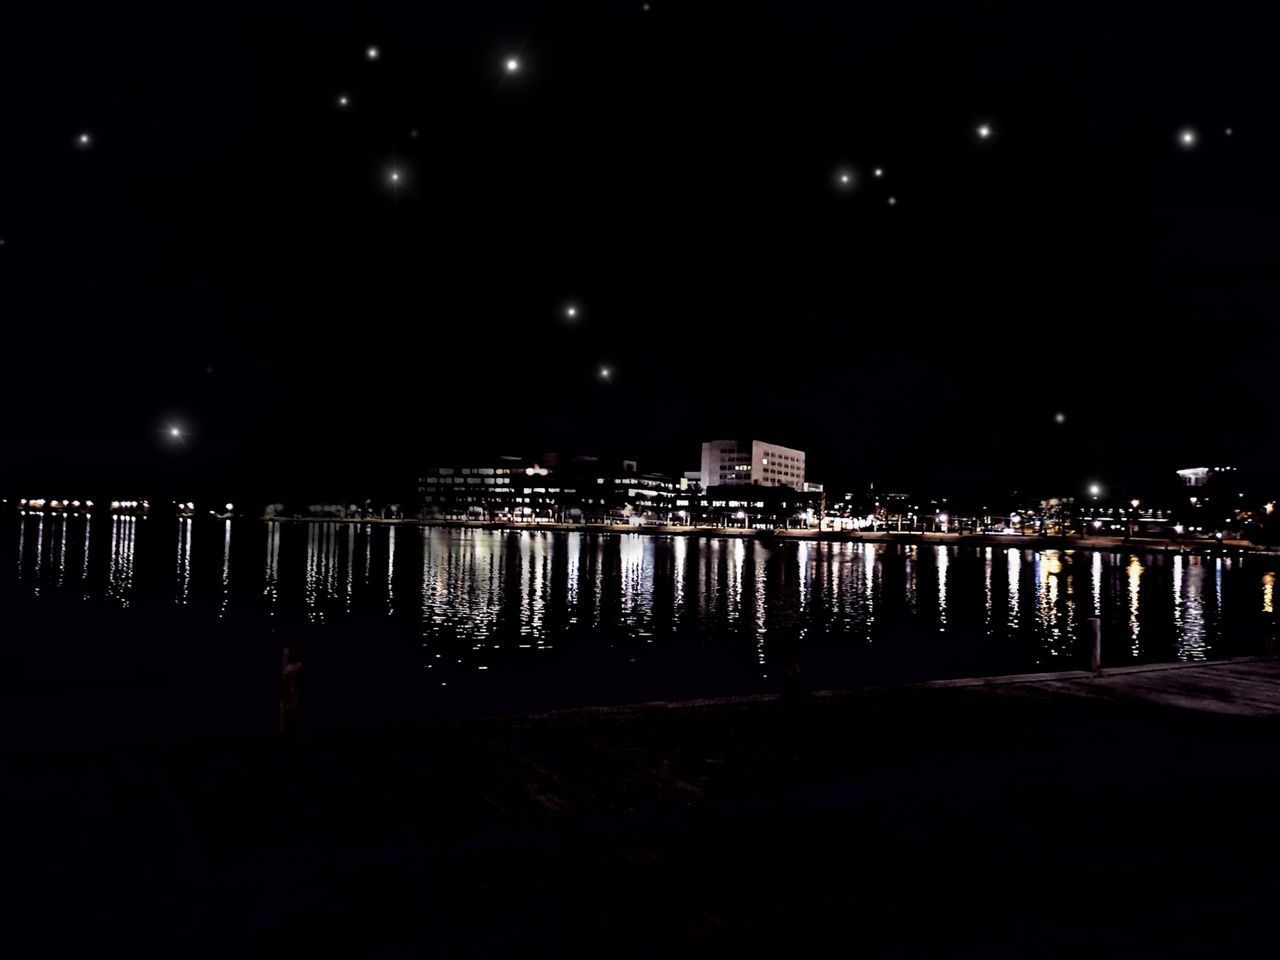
3, 1, 1277, 499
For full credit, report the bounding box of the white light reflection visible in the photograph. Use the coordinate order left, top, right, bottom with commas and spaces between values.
983, 547, 993, 633
219, 519, 232, 617
386, 525, 396, 616
55, 515, 68, 588
1172, 554, 1208, 661
80, 516, 92, 595
108, 515, 137, 606
935, 545, 949, 631
33, 515, 44, 596
264, 521, 280, 613
1091, 551, 1103, 619
175, 517, 192, 605
1007, 548, 1021, 630
904, 545, 917, 613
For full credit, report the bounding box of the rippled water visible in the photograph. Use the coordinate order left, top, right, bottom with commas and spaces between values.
3, 516, 1277, 741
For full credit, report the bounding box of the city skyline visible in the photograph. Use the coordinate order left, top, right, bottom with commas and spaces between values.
4, 2, 1278, 497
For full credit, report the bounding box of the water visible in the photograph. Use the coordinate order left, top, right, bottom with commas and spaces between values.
3, 515, 1276, 745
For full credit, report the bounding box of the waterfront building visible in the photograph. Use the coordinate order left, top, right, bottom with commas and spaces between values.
699, 440, 805, 490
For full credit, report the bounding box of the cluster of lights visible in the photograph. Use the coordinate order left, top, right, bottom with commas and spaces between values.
110, 500, 148, 512
19, 498, 95, 512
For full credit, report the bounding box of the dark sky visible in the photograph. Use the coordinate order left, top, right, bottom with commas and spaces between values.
3, 1, 1278, 499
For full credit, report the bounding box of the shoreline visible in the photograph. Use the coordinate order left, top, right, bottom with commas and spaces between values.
268, 516, 1279, 556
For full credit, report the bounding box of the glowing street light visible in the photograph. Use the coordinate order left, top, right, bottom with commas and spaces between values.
1089, 483, 1101, 498
505, 57, 520, 73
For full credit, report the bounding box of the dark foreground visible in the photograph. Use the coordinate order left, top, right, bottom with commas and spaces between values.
8, 662, 1280, 957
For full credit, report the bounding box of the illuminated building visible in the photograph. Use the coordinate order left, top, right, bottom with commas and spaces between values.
699, 440, 805, 490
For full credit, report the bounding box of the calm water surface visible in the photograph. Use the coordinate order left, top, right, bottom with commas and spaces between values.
3, 516, 1276, 744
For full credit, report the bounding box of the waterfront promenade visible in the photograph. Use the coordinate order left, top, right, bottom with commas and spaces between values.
9, 658, 1280, 956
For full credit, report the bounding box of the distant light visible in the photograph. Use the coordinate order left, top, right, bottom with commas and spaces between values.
505, 57, 520, 73
224, 503, 234, 512
388, 169, 403, 185
366, 46, 380, 60
1089, 484, 1101, 497
599, 366, 611, 380
1174, 524, 1184, 534
887, 196, 897, 206
1093, 519, 1102, 529
337, 94, 350, 108
873, 167, 884, 178
1178, 127, 1198, 149
1131, 499, 1141, 509
1054, 411, 1066, 424
76, 132, 92, 149
170, 427, 181, 438
976, 123, 992, 140
565, 304, 578, 319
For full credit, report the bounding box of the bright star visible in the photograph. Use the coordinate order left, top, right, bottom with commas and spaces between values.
170, 427, 181, 438
1224, 127, 1234, 136
1178, 127, 1198, 149
388, 169, 403, 185
366, 46, 380, 60
337, 94, 350, 108
599, 366, 611, 380
505, 57, 520, 73
565, 304, 578, 319
75, 132, 92, 149
834, 168, 855, 191
887, 196, 897, 206
873, 167, 884, 178
976, 123, 992, 140
1054, 411, 1066, 424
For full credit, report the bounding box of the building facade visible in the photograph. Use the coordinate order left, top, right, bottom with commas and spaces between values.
699, 440, 805, 490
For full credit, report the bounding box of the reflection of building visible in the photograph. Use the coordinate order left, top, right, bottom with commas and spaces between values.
699, 440, 805, 489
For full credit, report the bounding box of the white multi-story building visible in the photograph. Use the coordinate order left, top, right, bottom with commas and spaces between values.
699, 440, 806, 490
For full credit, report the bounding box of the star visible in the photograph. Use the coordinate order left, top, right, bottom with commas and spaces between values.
976, 123, 993, 140
834, 168, 855, 191
337, 94, 350, 108
1054, 411, 1066, 424
505, 57, 520, 73
1224, 127, 1234, 136
599, 366, 611, 381
388, 168, 403, 186
873, 167, 884, 178
170, 427, 182, 438
366, 45, 380, 61
1177, 126, 1198, 149
887, 196, 897, 206
75, 131, 93, 150
565, 304, 579, 319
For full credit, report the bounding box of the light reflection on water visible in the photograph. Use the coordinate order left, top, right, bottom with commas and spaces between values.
5, 518, 1277, 688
